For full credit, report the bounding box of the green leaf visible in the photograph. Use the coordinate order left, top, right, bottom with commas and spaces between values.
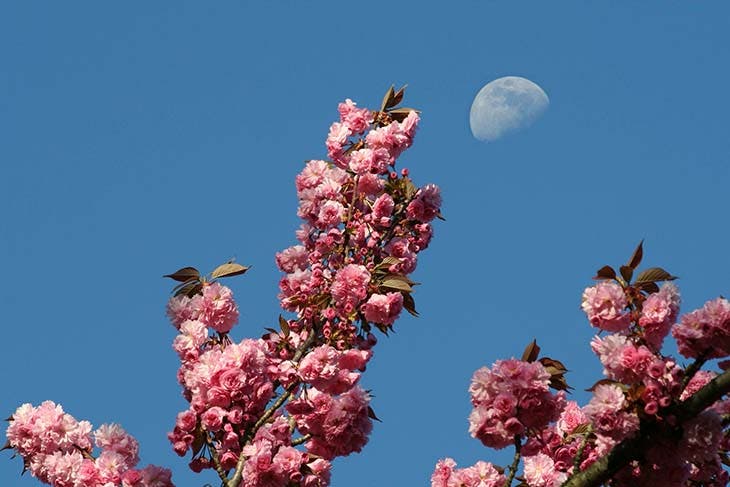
627, 240, 644, 270
521, 340, 540, 362
164, 266, 200, 282
634, 267, 676, 284
593, 265, 616, 280
211, 262, 250, 279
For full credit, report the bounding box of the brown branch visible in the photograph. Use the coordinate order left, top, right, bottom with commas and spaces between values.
227, 330, 318, 487
291, 433, 312, 446
562, 368, 730, 487
503, 435, 522, 487
204, 432, 229, 485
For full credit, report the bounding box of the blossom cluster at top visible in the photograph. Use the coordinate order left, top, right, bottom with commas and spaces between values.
433, 246, 730, 487
165, 91, 440, 486
5, 88, 442, 487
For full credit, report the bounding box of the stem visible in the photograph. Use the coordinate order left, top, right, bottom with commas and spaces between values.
680, 352, 708, 391
291, 434, 312, 446
205, 433, 229, 485
572, 427, 593, 473
228, 331, 318, 487
503, 435, 522, 487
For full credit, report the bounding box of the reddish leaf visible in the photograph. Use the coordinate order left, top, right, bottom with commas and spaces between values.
402, 292, 419, 317
368, 406, 382, 422
627, 240, 644, 270
619, 265, 633, 283
211, 262, 250, 279
389, 85, 406, 109
279, 315, 290, 336
586, 378, 622, 392
634, 267, 676, 284
521, 340, 540, 362
379, 85, 395, 113
593, 265, 616, 280
381, 275, 413, 292
638, 281, 660, 294
163, 266, 200, 282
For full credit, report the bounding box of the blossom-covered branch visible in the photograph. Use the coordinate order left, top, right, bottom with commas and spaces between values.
5, 86, 443, 487
433, 242, 730, 487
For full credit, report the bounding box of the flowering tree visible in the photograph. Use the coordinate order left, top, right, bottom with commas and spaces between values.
6, 88, 730, 487
4, 86, 442, 487
432, 242, 730, 487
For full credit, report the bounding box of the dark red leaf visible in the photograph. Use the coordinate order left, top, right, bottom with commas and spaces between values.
593, 265, 617, 280
627, 240, 644, 270
164, 266, 200, 282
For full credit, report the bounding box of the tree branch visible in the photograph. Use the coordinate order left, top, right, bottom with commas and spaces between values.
562, 368, 730, 487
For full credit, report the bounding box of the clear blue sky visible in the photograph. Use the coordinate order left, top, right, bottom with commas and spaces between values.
2, 3, 729, 486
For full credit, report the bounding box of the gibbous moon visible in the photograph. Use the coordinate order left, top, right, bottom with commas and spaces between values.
470, 76, 549, 142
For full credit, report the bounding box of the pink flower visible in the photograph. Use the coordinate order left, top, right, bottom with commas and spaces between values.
287, 387, 372, 460
330, 264, 371, 314
581, 281, 631, 332
195, 282, 239, 334
673, 297, 730, 359
276, 245, 308, 273
361, 292, 403, 326
371, 193, 394, 227
523, 453, 567, 487
201, 406, 226, 432
95, 423, 140, 467
406, 184, 442, 222
338, 99, 371, 134
316, 200, 345, 229
556, 401, 588, 437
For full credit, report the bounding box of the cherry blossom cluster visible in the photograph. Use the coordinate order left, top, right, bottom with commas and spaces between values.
433, 245, 730, 487
4, 401, 173, 487
5, 87, 441, 487
164, 89, 440, 486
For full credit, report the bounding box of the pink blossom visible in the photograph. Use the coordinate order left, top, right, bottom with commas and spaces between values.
406, 184, 442, 222
329, 264, 371, 314
287, 387, 372, 460
523, 453, 567, 487
316, 200, 345, 229
673, 297, 730, 359
95, 423, 139, 467
275, 245, 308, 273
581, 281, 631, 332
361, 292, 403, 326
357, 173, 384, 195
371, 193, 394, 227
194, 282, 239, 334
338, 99, 371, 134
556, 400, 588, 437
166, 295, 195, 329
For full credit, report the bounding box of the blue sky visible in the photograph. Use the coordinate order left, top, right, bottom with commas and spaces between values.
2, 3, 730, 486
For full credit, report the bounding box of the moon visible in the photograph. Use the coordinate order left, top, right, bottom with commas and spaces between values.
470, 76, 549, 142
